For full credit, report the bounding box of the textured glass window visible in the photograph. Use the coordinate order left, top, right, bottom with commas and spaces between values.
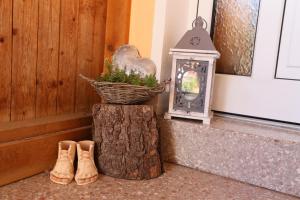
212, 0, 261, 76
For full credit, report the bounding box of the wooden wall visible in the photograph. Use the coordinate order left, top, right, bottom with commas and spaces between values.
104, 0, 131, 59
0, 0, 131, 123
0, 0, 132, 186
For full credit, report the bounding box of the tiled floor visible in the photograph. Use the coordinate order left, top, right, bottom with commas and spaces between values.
0, 163, 299, 200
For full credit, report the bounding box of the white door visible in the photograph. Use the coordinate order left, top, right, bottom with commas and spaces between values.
199, 0, 300, 123
276, 0, 300, 80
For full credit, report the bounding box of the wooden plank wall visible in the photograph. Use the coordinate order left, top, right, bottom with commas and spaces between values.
11, 0, 38, 121
0, 0, 131, 123
36, 0, 60, 118
0, 0, 12, 122
104, 0, 132, 60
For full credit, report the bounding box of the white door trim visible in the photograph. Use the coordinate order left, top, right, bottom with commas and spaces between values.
207, 0, 300, 123
276, 0, 300, 80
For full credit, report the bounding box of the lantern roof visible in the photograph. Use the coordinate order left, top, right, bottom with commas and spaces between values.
170, 16, 220, 57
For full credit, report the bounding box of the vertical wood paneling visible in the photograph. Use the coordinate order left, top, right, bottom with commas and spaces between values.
36, 0, 60, 117
76, 0, 107, 111
0, 0, 131, 122
75, 0, 96, 112
90, 0, 107, 105
57, 0, 79, 114
104, 0, 131, 63
11, 0, 38, 121
0, 0, 12, 122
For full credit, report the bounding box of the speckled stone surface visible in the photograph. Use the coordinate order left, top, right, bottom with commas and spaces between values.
160, 117, 300, 197
0, 163, 299, 200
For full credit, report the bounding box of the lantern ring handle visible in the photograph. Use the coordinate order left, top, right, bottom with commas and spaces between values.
192, 17, 208, 30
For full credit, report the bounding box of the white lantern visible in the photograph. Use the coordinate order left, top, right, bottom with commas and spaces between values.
165, 16, 220, 124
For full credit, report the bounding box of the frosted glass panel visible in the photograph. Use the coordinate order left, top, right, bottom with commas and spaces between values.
212, 0, 260, 76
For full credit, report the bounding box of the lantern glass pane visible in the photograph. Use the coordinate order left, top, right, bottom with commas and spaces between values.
182, 71, 200, 101
174, 59, 209, 113
212, 0, 261, 76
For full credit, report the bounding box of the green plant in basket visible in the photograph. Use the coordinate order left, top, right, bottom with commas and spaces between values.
127, 72, 142, 85
144, 74, 158, 88
96, 59, 159, 88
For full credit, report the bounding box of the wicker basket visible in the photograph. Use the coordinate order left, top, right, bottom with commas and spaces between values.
80, 74, 165, 104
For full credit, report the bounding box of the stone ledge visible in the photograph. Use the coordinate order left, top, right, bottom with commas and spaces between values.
160, 117, 300, 197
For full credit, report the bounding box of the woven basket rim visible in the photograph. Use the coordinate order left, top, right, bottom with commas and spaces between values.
80, 74, 164, 90
79, 74, 165, 104
93, 81, 157, 89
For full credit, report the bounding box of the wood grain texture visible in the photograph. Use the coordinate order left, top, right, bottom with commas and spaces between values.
57, 0, 79, 114
0, 0, 12, 122
0, 112, 92, 143
36, 0, 60, 117
104, 0, 131, 69
89, 0, 107, 106
0, 126, 91, 186
11, 0, 38, 121
0, 0, 133, 186
75, 0, 96, 112
92, 104, 162, 180
76, 0, 107, 111
0, 0, 131, 122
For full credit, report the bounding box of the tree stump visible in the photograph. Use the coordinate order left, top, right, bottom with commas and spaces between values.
92, 104, 162, 180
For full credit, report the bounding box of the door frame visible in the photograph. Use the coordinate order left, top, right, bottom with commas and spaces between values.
198, 0, 300, 124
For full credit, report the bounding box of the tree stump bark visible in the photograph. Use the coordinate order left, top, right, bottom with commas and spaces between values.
92, 104, 162, 180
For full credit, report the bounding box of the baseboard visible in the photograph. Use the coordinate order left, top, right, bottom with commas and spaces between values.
0, 112, 92, 143
0, 114, 92, 186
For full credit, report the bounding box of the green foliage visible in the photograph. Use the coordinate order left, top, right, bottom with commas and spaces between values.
110, 69, 127, 83
96, 59, 159, 88
144, 74, 158, 88
127, 72, 142, 85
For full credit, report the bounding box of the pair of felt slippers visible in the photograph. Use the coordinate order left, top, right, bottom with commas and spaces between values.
50, 140, 98, 185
